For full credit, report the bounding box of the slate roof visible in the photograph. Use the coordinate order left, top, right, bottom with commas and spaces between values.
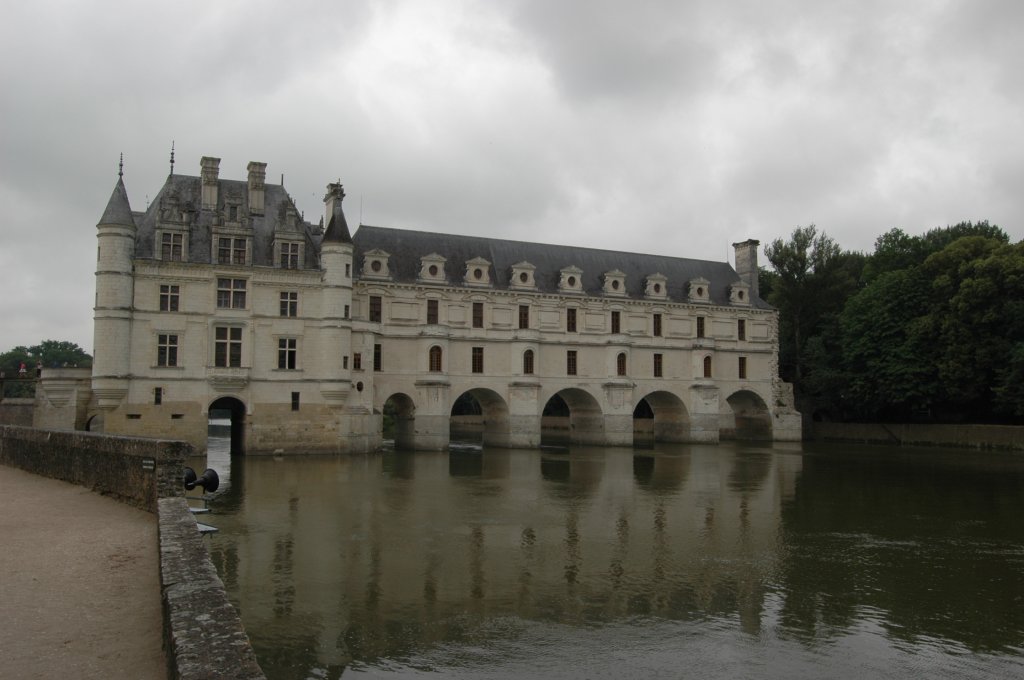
352, 225, 769, 308
130, 174, 321, 268
98, 178, 136, 227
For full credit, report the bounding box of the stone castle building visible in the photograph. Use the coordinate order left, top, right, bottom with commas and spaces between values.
90, 155, 800, 454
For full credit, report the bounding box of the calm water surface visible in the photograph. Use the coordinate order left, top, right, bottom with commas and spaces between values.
192, 441, 1024, 679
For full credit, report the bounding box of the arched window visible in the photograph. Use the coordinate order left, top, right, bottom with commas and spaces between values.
523, 349, 534, 375
428, 345, 442, 372
703, 355, 712, 378
617, 352, 627, 376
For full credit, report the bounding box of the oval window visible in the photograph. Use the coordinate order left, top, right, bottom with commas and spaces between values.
474, 268, 483, 280
519, 272, 529, 283
568, 276, 576, 287
697, 286, 704, 296
738, 290, 744, 300
429, 264, 438, 276
612, 280, 620, 290
356, 381, 364, 392
654, 283, 661, 293
371, 260, 382, 273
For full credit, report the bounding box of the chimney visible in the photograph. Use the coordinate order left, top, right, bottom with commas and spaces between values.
732, 239, 760, 300
200, 156, 221, 210
247, 161, 267, 215
324, 182, 345, 223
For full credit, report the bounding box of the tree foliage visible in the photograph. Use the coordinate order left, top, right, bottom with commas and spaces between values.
1, 340, 92, 397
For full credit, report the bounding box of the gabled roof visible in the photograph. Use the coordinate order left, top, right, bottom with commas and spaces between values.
98, 178, 136, 228
351, 225, 769, 308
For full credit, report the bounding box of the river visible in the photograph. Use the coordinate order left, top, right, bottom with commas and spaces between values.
191, 439, 1024, 679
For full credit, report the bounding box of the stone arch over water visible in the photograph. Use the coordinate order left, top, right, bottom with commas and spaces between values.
450, 387, 511, 448
209, 396, 246, 454
722, 390, 772, 441
381, 392, 417, 450
634, 390, 691, 446
541, 387, 604, 446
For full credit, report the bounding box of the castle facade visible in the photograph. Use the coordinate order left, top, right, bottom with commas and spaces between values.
91, 155, 800, 454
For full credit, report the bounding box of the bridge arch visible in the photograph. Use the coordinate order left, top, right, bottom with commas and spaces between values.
634, 390, 691, 446
540, 387, 604, 446
381, 392, 417, 450
722, 389, 772, 441
450, 387, 511, 448
209, 396, 246, 455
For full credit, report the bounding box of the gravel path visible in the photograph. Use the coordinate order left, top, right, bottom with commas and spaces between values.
0, 465, 165, 679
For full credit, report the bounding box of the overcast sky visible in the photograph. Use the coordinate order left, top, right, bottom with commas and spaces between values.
2, 0, 1021, 355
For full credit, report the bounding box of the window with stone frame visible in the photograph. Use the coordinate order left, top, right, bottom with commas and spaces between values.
703, 355, 712, 378
611, 310, 621, 334
278, 338, 298, 370
369, 296, 382, 322
159, 284, 179, 312
653, 313, 662, 337
472, 347, 484, 373
280, 242, 301, 269
429, 346, 443, 372
217, 237, 247, 265
738, 356, 747, 379
280, 291, 298, 317
519, 305, 529, 329
567, 350, 578, 376
567, 308, 577, 333
654, 353, 663, 378
427, 299, 439, 325
523, 349, 534, 375
473, 302, 484, 328
157, 334, 178, 367
738, 319, 746, 341
214, 327, 242, 368
161, 232, 184, 261
216, 278, 246, 309
617, 352, 627, 376
373, 344, 382, 372
353, 353, 362, 370
696, 316, 706, 338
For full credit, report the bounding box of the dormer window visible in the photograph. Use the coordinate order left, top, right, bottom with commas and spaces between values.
729, 282, 751, 306
362, 249, 391, 279
688, 277, 711, 303
645, 273, 668, 300
510, 261, 537, 290
559, 265, 584, 294
418, 253, 447, 283
277, 240, 303, 269
464, 257, 492, 287
158, 230, 187, 262
603, 270, 627, 296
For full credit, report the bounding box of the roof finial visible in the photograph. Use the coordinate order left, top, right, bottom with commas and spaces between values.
118, 152, 124, 178
169, 140, 175, 176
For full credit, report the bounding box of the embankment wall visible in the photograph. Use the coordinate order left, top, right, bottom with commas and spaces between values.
808, 422, 1024, 451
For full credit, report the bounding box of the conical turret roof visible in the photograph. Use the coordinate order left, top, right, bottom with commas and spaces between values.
98, 177, 136, 228
324, 204, 352, 244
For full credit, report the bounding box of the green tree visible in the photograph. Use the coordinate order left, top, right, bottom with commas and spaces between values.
0, 340, 92, 397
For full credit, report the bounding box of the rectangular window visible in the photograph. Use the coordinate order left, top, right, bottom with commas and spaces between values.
353, 353, 362, 370
229, 205, 238, 221
214, 326, 242, 368
291, 392, 300, 411
278, 338, 297, 370
343, 356, 349, 369
518, 305, 529, 329
523, 350, 534, 375
344, 304, 350, 320
161, 232, 183, 261
373, 343, 382, 372
217, 237, 247, 265
157, 334, 178, 367
216, 278, 246, 309
473, 302, 484, 328
739, 356, 747, 380
472, 347, 484, 374
653, 313, 662, 337
280, 242, 300, 269
369, 296, 382, 322
345, 263, 351, 278
280, 292, 298, 317
159, 284, 179, 312
696, 316, 705, 338
654, 353, 663, 378
738, 319, 746, 341
566, 308, 577, 333
567, 350, 577, 376
154, 387, 162, 406
427, 299, 439, 325
611, 310, 621, 334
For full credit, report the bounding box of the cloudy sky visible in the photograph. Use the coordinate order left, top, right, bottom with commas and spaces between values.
2, 0, 1021, 354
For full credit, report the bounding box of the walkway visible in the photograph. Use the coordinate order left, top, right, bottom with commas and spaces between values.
0, 465, 166, 679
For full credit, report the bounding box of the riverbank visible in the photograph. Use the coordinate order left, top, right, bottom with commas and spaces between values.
807, 421, 1024, 450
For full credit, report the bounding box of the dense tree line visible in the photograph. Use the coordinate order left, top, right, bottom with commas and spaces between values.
761, 222, 1023, 424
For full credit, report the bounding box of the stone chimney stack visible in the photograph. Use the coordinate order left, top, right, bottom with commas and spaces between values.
732, 239, 760, 300
200, 156, 220, 210
324, 182, 345, 222
247, 161, 267, 215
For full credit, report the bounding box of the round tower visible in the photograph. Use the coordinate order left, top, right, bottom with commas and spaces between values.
92, 160, 136, 409
319, 182, 355, 407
